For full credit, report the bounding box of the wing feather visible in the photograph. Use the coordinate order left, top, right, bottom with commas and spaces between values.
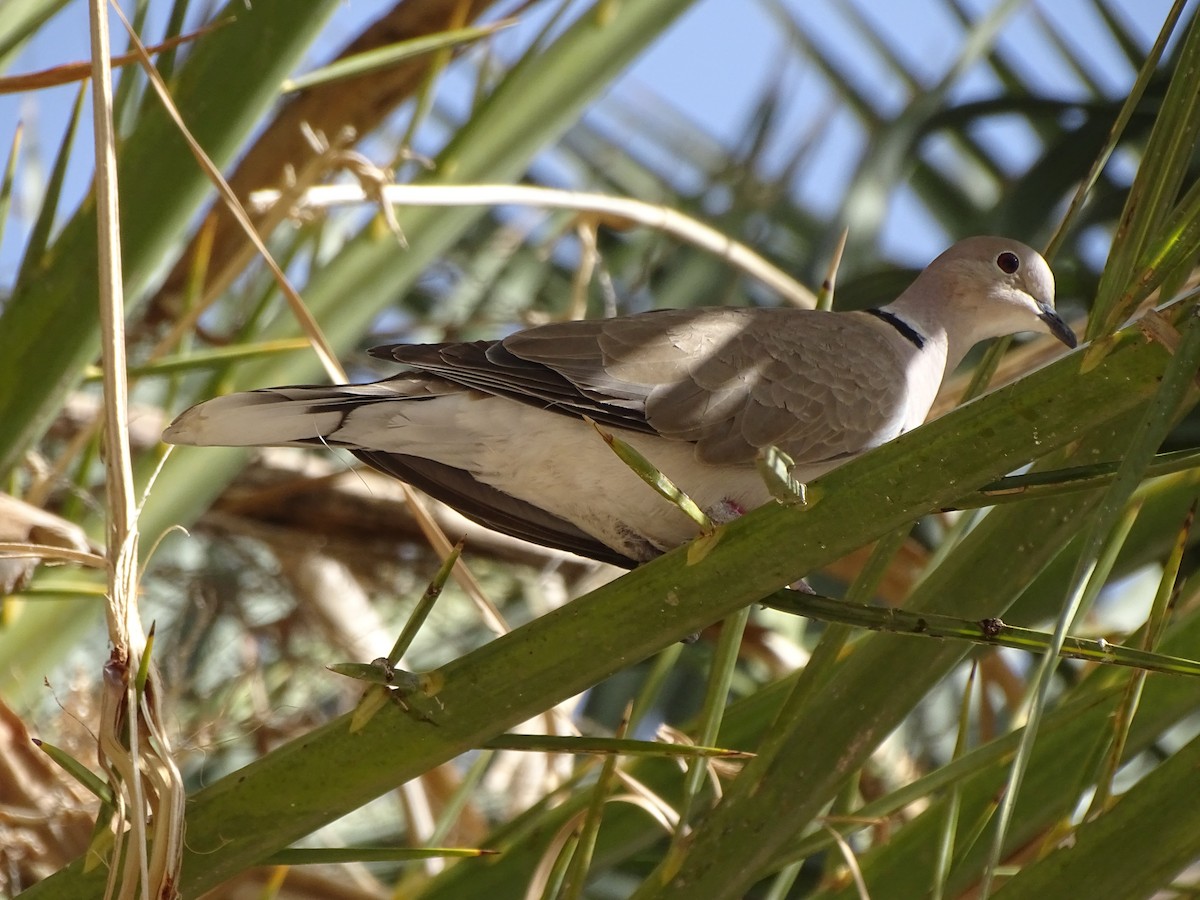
352, 449, 638, 568
373, 306, 912, 467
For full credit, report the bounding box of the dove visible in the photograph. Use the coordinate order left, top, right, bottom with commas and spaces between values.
164, 236, 1076, 568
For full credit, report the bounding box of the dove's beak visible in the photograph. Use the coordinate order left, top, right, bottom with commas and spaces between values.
1037, 302, 1077, 349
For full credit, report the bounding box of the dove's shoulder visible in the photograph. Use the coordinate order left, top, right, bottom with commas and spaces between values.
639, 308, 916, 465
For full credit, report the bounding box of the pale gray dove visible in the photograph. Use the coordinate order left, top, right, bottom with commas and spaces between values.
164, 236, 1076, 567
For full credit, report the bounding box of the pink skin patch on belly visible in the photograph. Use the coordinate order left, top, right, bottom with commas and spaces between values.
712, 498, 747, 522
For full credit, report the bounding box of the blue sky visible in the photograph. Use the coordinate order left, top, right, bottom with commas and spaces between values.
0, 0, 1179, 283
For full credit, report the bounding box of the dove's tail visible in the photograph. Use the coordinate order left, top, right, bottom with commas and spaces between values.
162, 382, 418, 448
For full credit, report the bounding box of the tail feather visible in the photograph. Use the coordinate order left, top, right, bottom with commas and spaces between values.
163, 386, 384, 448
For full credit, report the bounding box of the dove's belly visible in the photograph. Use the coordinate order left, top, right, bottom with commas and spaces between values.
339, 391, 793, 561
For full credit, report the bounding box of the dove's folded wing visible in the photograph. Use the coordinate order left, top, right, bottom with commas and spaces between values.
381, 307, 911, 468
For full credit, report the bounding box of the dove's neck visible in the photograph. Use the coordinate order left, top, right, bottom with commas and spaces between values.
863, 304, 951, 432
882, 297, 980, 377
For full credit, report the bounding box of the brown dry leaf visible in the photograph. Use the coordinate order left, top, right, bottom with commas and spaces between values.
0, 698, 97, 892
0, 494, 96, 594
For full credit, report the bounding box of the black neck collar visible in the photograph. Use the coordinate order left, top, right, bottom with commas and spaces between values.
864, 308, 926, 350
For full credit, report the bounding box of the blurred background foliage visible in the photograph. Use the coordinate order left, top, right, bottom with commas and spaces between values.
2, 0, 1200, 897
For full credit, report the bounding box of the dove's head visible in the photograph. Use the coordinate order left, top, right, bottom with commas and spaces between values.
915, 236, 1076, 353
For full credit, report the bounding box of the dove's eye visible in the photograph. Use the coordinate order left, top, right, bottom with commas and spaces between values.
996, 251, 1020, 274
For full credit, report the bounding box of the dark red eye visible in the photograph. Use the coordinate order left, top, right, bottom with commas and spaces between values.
996, 251, 1020, 274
